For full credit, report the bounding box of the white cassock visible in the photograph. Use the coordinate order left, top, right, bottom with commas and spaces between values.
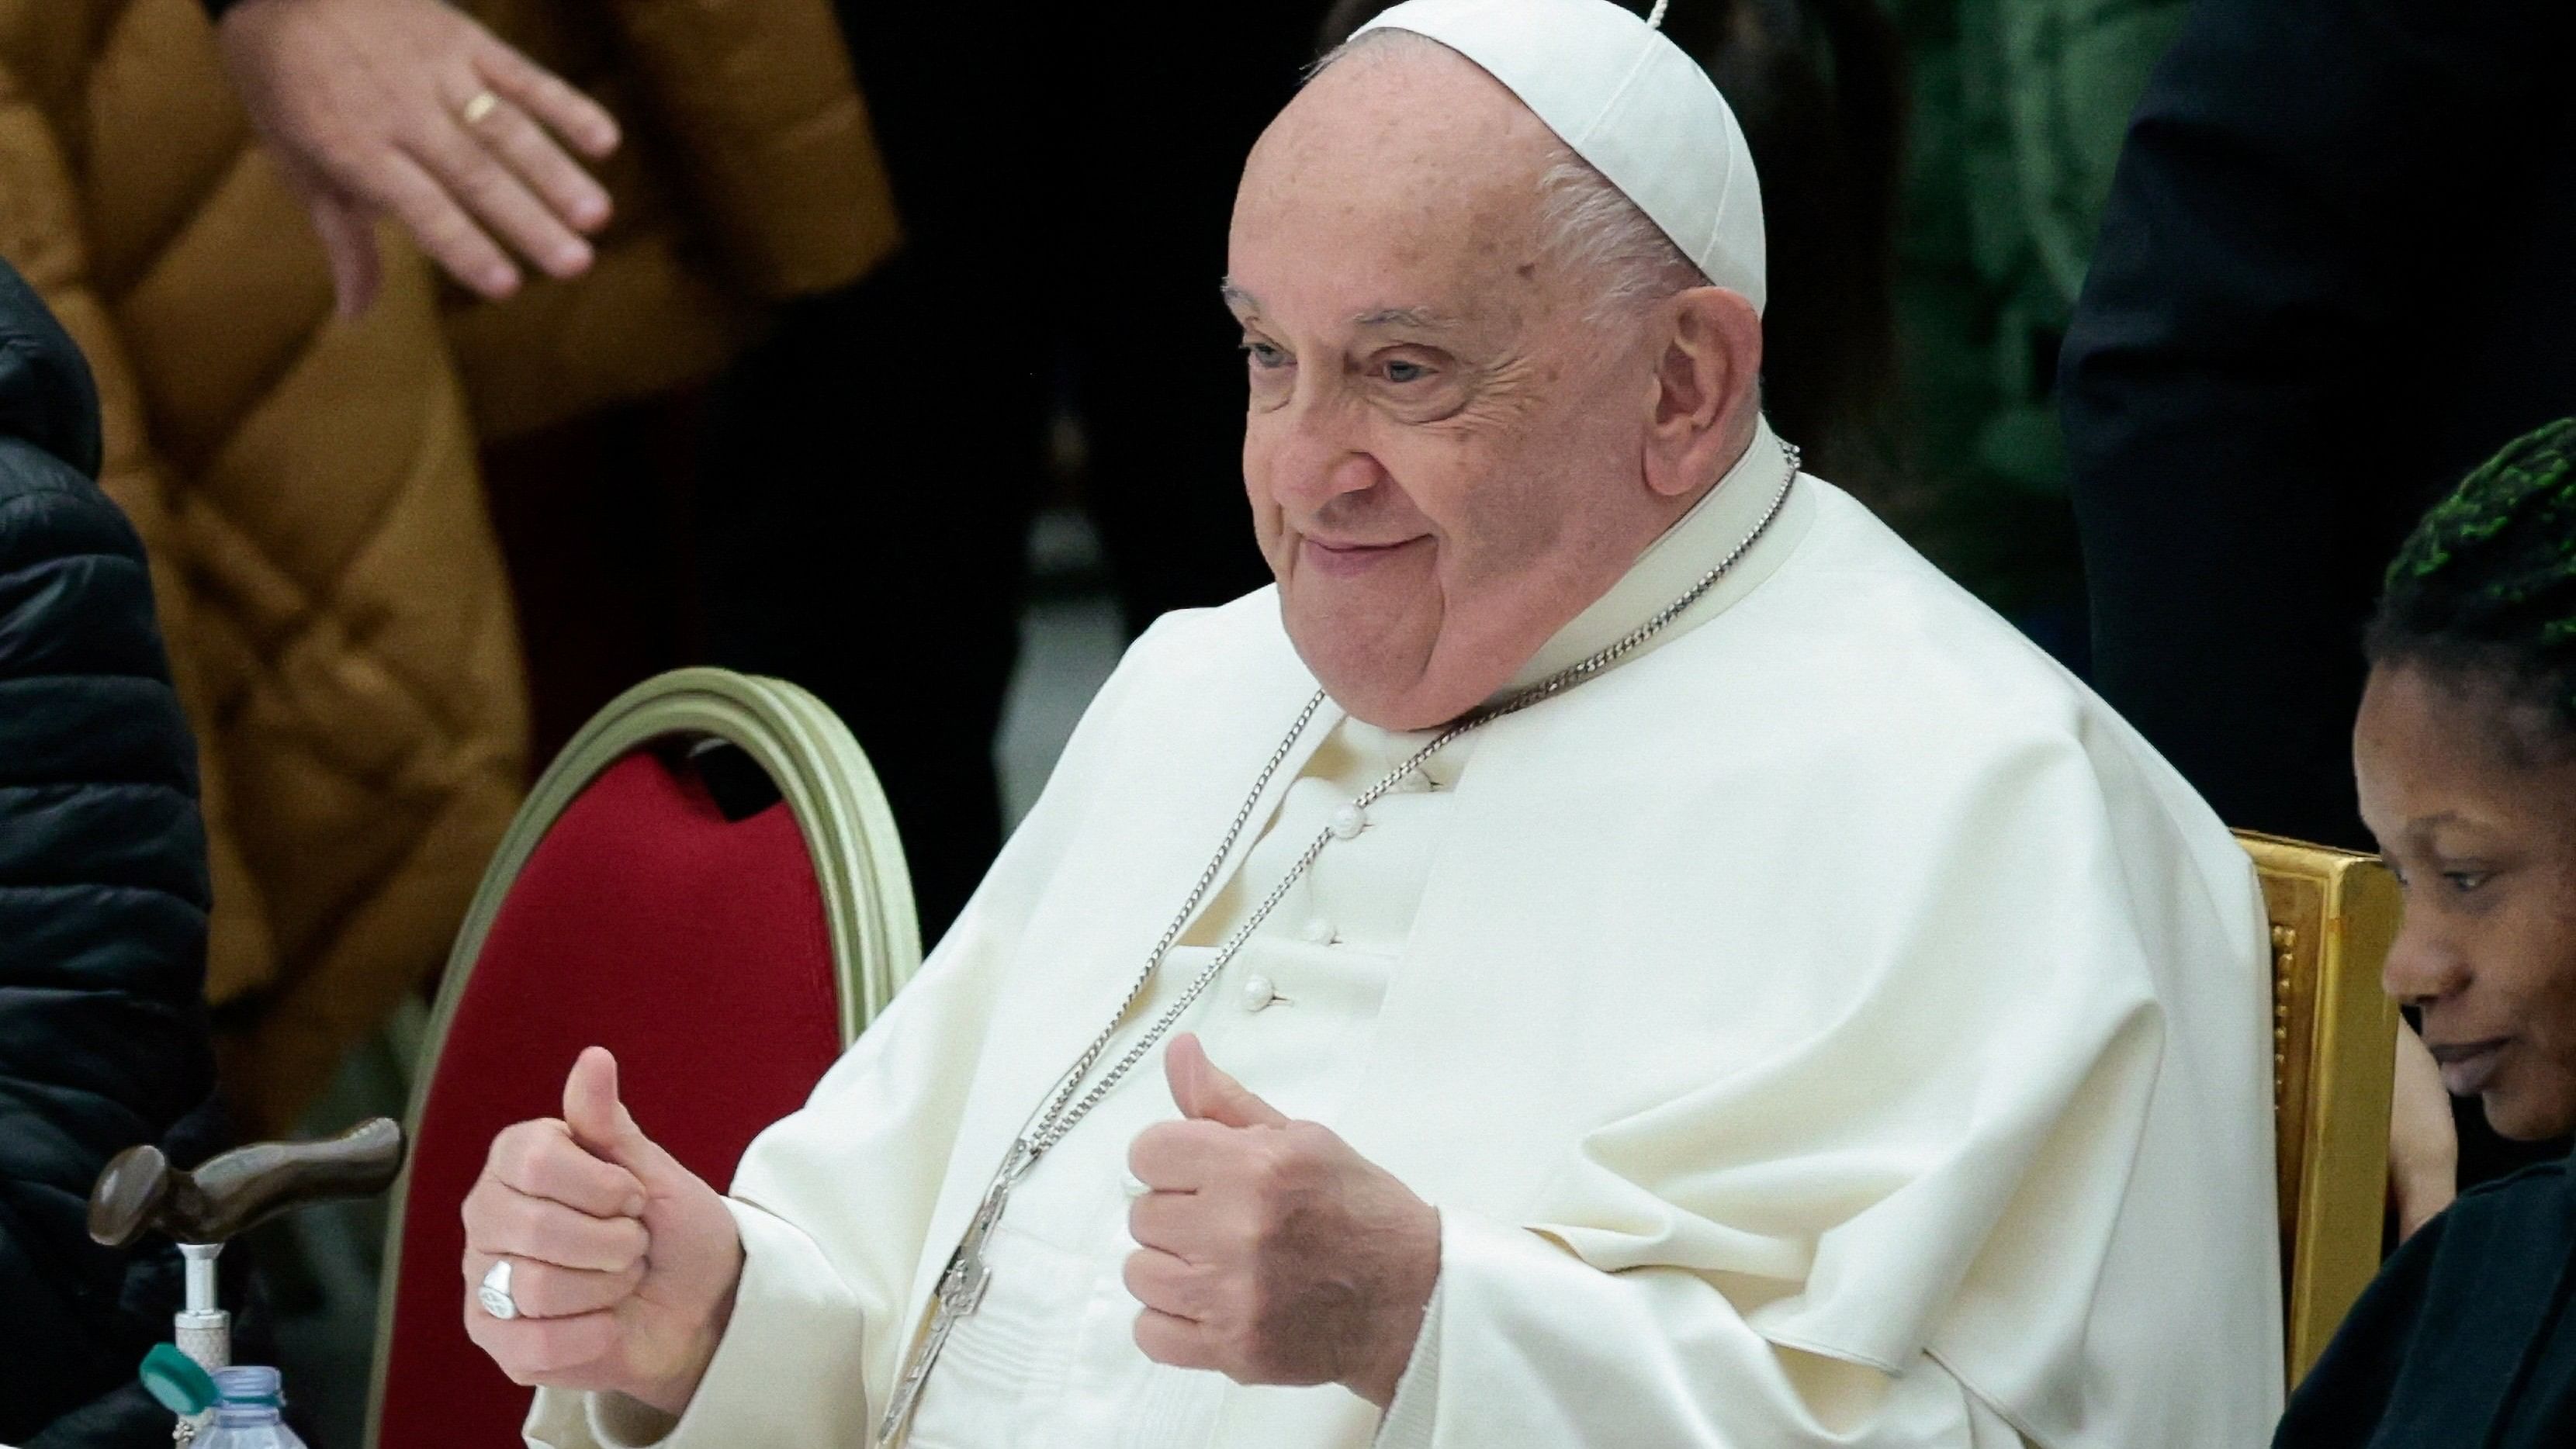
526, 419, 2283, 1448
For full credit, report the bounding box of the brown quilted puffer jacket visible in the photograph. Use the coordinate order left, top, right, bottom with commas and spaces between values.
0, 0, 896, 1133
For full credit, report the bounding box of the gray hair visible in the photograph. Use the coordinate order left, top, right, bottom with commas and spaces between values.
1311, 28, 1710, 323
1535, 149, 1710, 323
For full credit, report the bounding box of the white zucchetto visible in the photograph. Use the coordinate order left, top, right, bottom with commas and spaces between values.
1353, 0, 1768, 313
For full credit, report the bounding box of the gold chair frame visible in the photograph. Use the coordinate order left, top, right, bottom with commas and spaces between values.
360, 668, 923, 1448
2240, 830, 2401, 1385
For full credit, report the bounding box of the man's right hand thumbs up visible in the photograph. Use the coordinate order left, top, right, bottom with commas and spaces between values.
464, 1046, 744, 1416
561, 1046, 681, 1193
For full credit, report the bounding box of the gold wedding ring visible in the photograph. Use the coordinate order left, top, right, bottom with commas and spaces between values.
460, 90, 500, 126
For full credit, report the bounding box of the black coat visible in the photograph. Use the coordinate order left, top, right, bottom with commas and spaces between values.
2060, 0, 2576, 852
2277, 1157, 2576, 1447
0, 260, 231, 1445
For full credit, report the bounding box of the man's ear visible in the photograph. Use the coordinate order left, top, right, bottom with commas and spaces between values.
1643, 287, 1763, 499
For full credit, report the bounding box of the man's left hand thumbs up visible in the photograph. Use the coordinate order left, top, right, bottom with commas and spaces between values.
1125, 1033, 1440, 1408
1165, 1032, 1289, 1129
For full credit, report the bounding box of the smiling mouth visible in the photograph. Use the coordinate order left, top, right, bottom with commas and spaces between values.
1299, 536, 1427, 576
2428, 1037, 2512, 1096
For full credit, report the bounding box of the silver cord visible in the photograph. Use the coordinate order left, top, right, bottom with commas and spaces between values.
1646, 0, 1671, 28
880, 437, 1804, 1445
1013, 436, 1800, 1164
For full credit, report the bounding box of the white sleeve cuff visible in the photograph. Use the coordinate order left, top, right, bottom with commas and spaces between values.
1373, 1232, 1449, 1449
1370, 1219, 1452, 1449
524, 1197, 871, 1449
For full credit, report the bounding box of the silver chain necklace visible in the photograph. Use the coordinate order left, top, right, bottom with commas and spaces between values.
875, 439, 1799, 1445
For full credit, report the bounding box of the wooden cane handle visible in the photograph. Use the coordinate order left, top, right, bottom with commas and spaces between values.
88, 1143, 177, 1249
88, 1118, 407, 1247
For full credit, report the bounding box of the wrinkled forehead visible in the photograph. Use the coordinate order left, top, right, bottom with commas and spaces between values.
1227, 39, 1566, 322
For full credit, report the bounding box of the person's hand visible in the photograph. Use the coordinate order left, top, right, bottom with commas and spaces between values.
463, 1047, 743, 1416
2388, 1018, 2459, 1240
214, 0, 620, 318
1124, 1034, 1440, 1408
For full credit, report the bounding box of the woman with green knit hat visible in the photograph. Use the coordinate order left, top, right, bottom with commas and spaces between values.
2277, 417, 2576, 1446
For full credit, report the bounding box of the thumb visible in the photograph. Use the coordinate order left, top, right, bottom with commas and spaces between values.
563, 1046, 667, 1178
1165, 1033, 1287, 1130
311, 198, 382, 321
285, 164, 382, 321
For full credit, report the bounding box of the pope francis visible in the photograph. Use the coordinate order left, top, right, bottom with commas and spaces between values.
462, 1, 2283, 1444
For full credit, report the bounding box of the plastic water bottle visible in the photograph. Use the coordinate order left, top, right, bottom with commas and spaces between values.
195, 1367, 308, 1449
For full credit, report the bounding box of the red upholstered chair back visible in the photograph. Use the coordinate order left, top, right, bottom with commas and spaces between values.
371, 745, 849, 1447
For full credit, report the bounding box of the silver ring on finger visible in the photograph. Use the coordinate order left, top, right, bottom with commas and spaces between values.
479, 1258, 521, 1319
461, 89, 501, 127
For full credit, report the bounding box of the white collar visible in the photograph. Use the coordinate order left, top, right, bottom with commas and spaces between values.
1502, 414, 1802, 695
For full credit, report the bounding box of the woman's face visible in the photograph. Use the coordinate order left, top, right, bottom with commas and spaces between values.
2357, 662, 2576, 1139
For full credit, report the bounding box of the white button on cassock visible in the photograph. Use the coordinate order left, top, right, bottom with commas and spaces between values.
1298, 918, 1335, 946
1241, 974, 1278, 1012
1328, 804, 1366, 840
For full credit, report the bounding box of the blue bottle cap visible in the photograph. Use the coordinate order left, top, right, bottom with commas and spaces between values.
139, 1343, 219, 1416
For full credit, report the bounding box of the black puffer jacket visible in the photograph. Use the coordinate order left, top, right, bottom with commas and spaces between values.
0, 260, 230, 1444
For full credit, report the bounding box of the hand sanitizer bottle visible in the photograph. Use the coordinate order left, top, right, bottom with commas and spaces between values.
194, 1367, 309, 1448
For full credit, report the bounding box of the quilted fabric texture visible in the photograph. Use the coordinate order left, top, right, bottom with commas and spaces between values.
0, 0, 527, 1135
0, 0, 892, 1133
0, 253, 236, 1446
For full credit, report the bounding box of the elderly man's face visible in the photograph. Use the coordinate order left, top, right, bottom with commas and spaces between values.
1225, 43, 1681, 729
